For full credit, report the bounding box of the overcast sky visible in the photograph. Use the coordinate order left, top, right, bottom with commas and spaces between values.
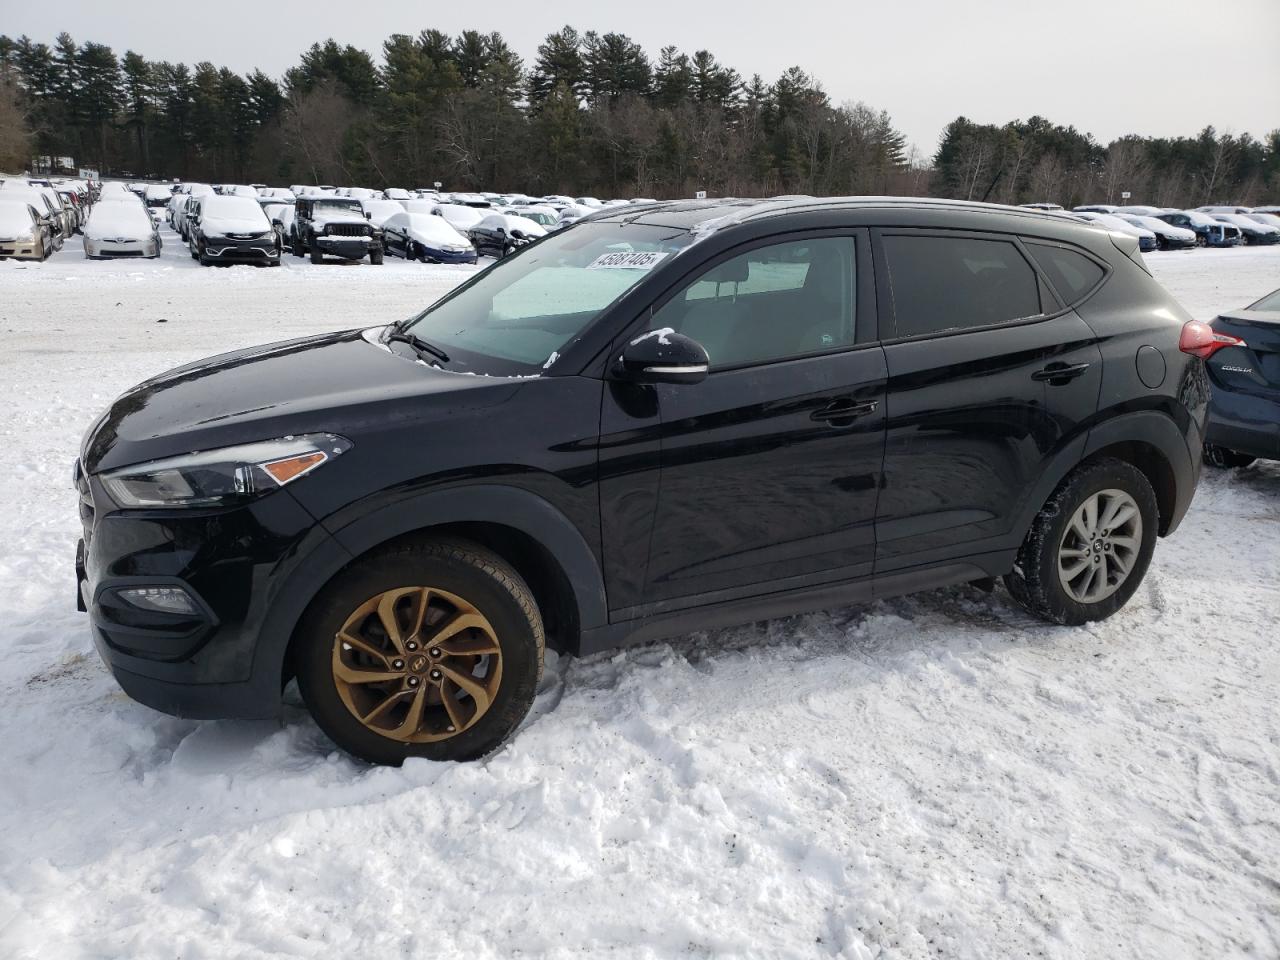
6, 0, 1278, 155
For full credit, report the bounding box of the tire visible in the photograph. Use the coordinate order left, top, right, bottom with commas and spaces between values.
292, 237, 304, 258
1203, 444, 1256, 469
1004, 458, 1158, 625
310, 245, 324, 264
370, 247, 384, 265
295, 538, 544, 765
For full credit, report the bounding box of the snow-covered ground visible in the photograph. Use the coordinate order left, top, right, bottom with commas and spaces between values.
1, 232, 1278, 959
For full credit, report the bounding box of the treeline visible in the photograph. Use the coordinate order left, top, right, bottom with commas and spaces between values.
0, 28, 1276, 207
0, 28, 912, 198
935, 116, 1280, 209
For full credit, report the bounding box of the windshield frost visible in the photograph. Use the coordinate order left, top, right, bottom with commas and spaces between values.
401, 222, 691, 374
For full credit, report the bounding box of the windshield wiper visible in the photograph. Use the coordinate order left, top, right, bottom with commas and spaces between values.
386, 330, 450, 365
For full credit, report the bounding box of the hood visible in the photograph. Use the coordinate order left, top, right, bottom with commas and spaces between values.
202, 215, 271, 234
82, 328, 516, 474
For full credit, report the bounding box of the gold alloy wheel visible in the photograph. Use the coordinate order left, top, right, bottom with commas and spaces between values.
331, 586, 503, 743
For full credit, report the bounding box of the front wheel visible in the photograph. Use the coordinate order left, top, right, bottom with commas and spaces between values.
1005, 458, 1158, 625
310, 245, 324, 264
296, 539, 544, 765
369, 247, 384, 265
1203, 444, 1256, 469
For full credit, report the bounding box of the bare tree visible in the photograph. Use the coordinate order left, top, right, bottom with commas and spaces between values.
1200, 131, 1238, 204
281, 80, 357, 184
0, 79, 32, 171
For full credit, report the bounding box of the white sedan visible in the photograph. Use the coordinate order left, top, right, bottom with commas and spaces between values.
84, 198, 161, 259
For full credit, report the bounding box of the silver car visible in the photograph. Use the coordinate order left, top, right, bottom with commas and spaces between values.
83, 198, 161, 259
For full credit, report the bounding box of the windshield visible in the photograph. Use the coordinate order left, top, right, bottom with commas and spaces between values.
399, 222, 692, 375
314, 199, 362, 216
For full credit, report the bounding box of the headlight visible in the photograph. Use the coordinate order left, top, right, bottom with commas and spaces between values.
100, 433, 351, 509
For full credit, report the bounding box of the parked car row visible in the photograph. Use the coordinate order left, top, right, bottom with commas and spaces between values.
1052, 203, 1280, 249
155, 181, 612, 267
0, 174, 93, 260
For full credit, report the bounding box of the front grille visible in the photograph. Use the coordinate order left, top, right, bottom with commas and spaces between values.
75, 461, 95, 546
327, 224, 368, 238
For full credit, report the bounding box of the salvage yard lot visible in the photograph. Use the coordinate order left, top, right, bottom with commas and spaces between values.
0, 237, 1278, 958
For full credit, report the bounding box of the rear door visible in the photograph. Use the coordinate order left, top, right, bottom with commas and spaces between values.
871, 229, 1103, 572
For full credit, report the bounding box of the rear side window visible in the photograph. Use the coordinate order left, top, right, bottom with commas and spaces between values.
882, 235, 1042, 338
1026, 243, 1106, 305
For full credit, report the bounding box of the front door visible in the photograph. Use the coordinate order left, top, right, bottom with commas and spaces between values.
601, 231, 887, 618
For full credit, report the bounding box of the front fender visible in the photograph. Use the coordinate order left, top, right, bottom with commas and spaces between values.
248, 484, 608, 698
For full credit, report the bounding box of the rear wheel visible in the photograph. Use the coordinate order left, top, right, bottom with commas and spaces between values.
1005, 459, 1158, 625
296, 538, 544, 765
1203, 444, 1256, 469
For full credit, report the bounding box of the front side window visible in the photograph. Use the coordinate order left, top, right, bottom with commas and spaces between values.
883, 235, 1043, 338
401, 223, 692, 374
652, 237, 856, 369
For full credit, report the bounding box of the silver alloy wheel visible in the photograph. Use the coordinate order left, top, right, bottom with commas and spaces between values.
1057, 488, 1142, 604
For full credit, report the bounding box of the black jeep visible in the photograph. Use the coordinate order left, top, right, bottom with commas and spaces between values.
292, 196, 384, 264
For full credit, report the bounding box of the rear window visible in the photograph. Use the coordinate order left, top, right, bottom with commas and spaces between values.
883, 235, 1043, 337
1249, 289, 1280, 311
1026, 243, 1106, 305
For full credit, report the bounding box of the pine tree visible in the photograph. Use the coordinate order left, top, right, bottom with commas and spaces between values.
529, 26, 585, 107
76, 41, 121, 170
582, 31, 650, 105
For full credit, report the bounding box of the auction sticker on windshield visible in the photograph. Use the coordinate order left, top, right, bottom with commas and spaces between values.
587, 251, 670, 269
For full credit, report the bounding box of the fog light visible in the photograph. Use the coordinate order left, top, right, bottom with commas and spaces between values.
118, 586, 198, 615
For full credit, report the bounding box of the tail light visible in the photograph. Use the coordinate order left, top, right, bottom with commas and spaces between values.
1179, 321, 1245, 359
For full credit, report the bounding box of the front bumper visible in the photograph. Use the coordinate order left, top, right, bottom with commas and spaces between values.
203, 238, 280, 263
74, 465, 339, 719
0, 239, 45, 259
425, 247, 478, 264
315, 235, 374, 259
85, 238, 158, 258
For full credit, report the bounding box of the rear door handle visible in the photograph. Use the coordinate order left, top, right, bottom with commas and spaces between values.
812, 398, 879, 425
1032, 361, 1091, 384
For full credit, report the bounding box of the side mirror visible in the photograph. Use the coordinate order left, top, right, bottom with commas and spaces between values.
615, 330, 709, 385
365, 211, 371, 219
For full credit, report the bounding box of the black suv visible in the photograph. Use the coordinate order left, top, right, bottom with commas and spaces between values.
292, 196, 384, 264
74, 198, 1208, 765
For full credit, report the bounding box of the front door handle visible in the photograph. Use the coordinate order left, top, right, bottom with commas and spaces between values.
812, 398, 879, 426
1032, 361, 1091, 384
